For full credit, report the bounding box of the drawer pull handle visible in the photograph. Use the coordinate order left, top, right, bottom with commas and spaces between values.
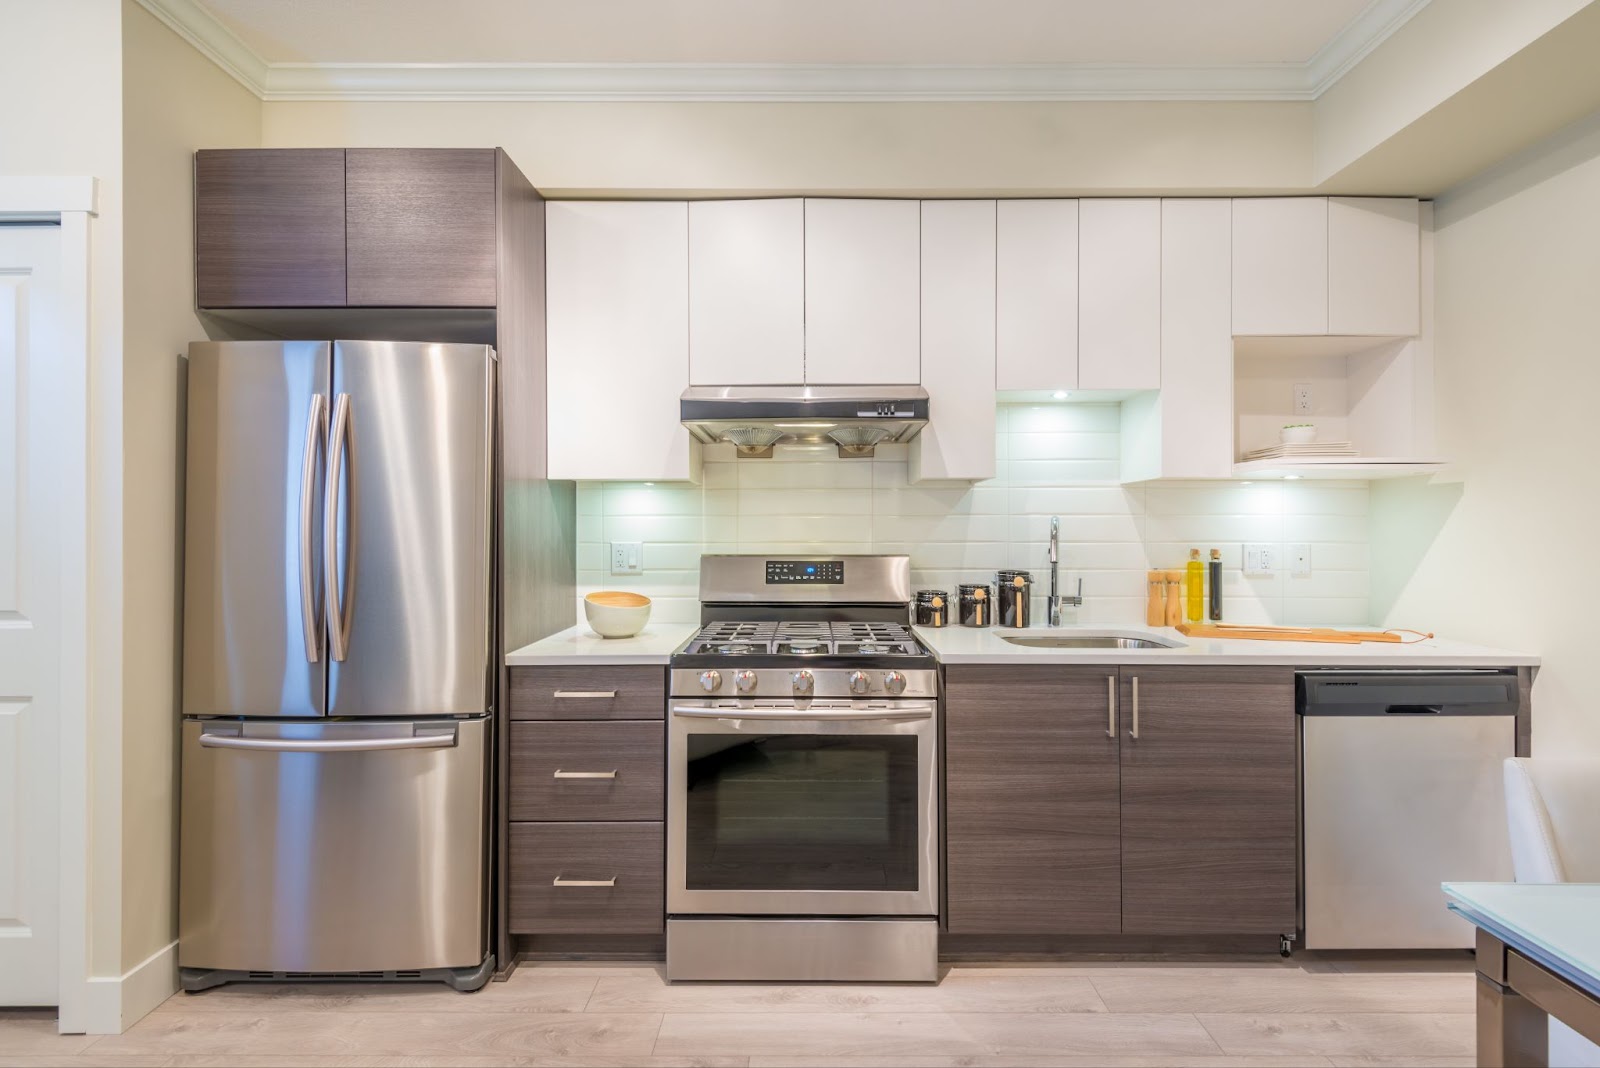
553, 690, 617, 698
552, 769, 618, 779
552, 876, 617, 887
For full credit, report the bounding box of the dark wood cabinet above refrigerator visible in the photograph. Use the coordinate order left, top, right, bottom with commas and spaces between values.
194, 147, 499, 310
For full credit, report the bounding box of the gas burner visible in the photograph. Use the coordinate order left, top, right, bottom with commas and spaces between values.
715, 642, 764, 655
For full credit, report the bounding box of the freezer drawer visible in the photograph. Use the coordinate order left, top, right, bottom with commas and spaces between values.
1302, 712, 1514, 949
179, 718, 488, 973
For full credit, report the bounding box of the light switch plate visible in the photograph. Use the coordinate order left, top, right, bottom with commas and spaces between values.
610, 541, 643, 575
1243, 544, 1277, 577
1288, 543, 1312, 577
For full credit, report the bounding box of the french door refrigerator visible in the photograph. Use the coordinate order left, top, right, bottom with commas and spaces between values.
179, 340, 495, 991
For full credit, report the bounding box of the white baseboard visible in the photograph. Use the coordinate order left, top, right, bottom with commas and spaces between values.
82, 940, 178, 1034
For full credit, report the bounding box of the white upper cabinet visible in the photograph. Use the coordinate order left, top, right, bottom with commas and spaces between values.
914, 200, 997, 483
546, 201, 696, 481
1078, 199, 1161, 390
688, 198, 804, 385
1232, 197, 1329, 335
996, 199, 1079, 391
1328, 197, 1420, 335
803, 198, 921, 384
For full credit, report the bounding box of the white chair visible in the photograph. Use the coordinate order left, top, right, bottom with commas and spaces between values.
1503, 757, 1600, 1067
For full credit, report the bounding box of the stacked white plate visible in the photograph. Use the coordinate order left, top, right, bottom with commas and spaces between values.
1242, 441, 1358, 462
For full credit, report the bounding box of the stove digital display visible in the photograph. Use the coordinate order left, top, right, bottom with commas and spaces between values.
766, 559, 845, 584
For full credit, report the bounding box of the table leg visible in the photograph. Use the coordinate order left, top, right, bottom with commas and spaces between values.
1477, 928, 1549, 1068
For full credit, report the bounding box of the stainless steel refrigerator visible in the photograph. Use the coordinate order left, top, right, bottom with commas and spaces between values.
178, 340, 495, 991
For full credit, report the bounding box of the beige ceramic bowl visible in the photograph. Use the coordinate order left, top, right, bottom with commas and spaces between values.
584, 591, 652, 639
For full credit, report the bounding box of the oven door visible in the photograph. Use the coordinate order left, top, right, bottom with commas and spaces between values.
668, 700, 937, 917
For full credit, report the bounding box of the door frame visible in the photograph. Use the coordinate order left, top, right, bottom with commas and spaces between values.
0, 177, 97, 1031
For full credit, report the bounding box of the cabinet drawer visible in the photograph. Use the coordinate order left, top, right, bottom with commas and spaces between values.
509, 721, 663, 821
509, 822, 663, 934
509, 666, 665, 720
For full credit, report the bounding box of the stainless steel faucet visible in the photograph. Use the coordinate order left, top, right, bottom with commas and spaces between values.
1047, 515, 1083, 626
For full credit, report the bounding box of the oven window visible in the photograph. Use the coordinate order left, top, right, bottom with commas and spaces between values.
684, 734, 920, 891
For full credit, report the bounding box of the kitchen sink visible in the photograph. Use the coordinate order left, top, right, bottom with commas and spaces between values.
998, 633, 1184, 650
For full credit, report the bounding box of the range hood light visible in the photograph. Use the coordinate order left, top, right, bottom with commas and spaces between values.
772, 422, 835, 429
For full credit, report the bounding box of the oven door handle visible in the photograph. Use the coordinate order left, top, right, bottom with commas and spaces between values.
671, 704, 935, 722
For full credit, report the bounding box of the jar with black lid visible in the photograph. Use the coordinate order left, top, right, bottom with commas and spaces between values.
957, 584, 992, 627
997, 569, 1033, 628
915, 589, 949, 628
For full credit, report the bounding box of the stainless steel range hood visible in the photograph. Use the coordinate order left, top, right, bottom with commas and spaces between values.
681, 385, 929, 458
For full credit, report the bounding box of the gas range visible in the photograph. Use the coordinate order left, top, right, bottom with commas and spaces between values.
665, 553, 939, 983
668, 555, 937, 700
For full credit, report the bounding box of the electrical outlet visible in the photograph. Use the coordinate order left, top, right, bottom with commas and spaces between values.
1243, 544, 1277, 577
1293, 382, 1313, 415
610, 541, 643, 575
1289, 544, 1312, 577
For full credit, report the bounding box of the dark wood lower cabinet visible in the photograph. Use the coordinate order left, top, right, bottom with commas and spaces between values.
1118, 667, 1297, 934
509, 822, 664, 934
944, 665, 1122, 934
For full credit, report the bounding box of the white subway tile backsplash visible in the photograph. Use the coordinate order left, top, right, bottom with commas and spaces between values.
572, 403, 1372, 627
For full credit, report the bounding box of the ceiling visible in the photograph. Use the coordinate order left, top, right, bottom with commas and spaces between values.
144, 0, 1431, 101
197, 0, 1376, 66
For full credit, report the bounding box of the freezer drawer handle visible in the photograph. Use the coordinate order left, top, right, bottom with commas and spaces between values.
198, 731, 458, 753
552, 876, 617, 887
298, 393, 328, 664
1387, 704, 1444, 715
553, 769, 618, 779
553, 690, 617, 699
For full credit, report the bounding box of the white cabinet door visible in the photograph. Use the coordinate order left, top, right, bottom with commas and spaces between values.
996, 199, 1078, 391
1328, 197, 1420, 336
546, 201, 696, 481
1078, 199, 1161, 390
689, 198, 804, 384
803, 198, 920, 384
1158, 198, 1234, 478
1232, 197, 1328, 335
913, 200, 996, 482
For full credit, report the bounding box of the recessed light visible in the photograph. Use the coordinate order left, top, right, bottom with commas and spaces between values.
1284, 474, 1302, 481
1052, 390, 1070, 400
1239, 481, 1254, 486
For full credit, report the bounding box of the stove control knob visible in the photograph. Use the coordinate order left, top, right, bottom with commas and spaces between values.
735, 669, 759, 694
848, 670, 871, 695
791, 670, 815, 697
698, 670, 722, 693
883, 670, 907, 696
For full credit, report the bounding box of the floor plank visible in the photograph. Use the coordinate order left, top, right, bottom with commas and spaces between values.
1091, 972, 1474, 1014
1195, 1013, 1475, 1059
159, 971, 599, 1014
1325, 1058, 1475, 1068
0, 1015, 98, 1056
588, 972, 1107, 1014
747, 1058, 1334, 1068
84, 1012, 664, 1058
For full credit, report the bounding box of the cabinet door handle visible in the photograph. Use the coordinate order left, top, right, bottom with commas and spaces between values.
1130, 676, 1140, 739
552, 876, 617, 887
553, 690, 617, 698
552, 769, 617, 779
1106, 675, 1117, 738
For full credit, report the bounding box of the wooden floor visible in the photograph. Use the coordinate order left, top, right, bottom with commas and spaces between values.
0, 954, 1478, 1067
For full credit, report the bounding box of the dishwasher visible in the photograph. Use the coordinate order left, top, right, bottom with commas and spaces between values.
1299, 670, 1519, 950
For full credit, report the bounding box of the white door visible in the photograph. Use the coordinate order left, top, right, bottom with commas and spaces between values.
995, 199, 1078, 392
688, 199, 804, 385
0, 225, 63, 1004
1232, 197, 1329, 335
1078, 199, 1161, 390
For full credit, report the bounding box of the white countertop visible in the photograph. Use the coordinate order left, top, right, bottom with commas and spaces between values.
507, 621, 1538, 669
915, 624, 1539, 668
506, 623, 696, 665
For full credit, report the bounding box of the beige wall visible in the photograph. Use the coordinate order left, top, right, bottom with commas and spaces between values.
261, 99, 1312, 196
119, 0, 262, 970
1370, 110, 1600, 756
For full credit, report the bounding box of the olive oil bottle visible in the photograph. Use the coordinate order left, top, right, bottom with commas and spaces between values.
1186, 548, 1205, 623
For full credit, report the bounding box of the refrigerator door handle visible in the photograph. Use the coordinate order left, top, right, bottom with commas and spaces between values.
198, 728, 459, 753
298, 393, 328, 663
324, 392, 352, 663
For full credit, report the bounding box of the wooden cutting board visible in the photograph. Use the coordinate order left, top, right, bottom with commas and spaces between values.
1175, 622, 1404, 644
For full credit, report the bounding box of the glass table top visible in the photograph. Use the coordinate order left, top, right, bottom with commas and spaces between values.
1443, 882, 1600, 994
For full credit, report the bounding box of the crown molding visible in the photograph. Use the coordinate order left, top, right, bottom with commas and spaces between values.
134, 0, 1432, 104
